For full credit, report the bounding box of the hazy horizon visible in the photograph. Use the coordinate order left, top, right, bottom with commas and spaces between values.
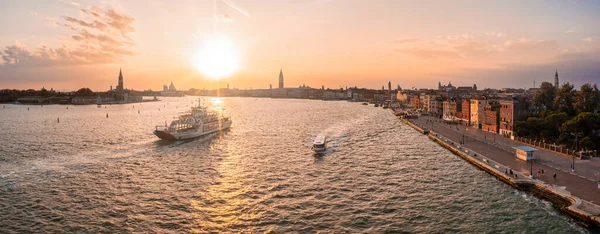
1, 0, 599, 91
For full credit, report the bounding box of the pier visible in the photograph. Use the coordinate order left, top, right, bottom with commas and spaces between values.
398, 113, 600, 228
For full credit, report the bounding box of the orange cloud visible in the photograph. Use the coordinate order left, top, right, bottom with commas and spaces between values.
1, 5, 135, 67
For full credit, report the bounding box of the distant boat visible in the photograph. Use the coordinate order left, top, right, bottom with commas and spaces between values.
311, 135, 327, 153
362, 102, 368, 105
374, 103, 380, 107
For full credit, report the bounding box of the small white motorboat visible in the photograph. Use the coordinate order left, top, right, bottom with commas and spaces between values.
312, 135, 327, 153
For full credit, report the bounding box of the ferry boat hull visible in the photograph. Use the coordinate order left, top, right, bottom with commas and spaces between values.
154, 120, 232, 141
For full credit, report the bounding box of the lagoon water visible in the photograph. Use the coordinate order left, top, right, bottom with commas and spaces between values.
0, 97, 590, 233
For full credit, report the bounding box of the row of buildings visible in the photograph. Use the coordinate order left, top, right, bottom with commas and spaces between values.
187, 86, 394, 101
187, 70, 398, 101
71, 68, 143, 104
400, 74, 563, 139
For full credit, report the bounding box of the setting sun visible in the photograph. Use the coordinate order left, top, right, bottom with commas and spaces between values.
192, 33, 240, 80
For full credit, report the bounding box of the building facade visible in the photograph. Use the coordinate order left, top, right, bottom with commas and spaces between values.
499, 99, 529, 138
472, 99, 490, 129
410, 95, 420, 109
161, 82, 184, 97
470, 99, 479, 127
420, 94, 428, 111
461, 99, 470, 125
430, 98, 443, 118
453, 100, 462, 120
482, 101, 501, 133
442, 100, 451, 119
438, 81, 456, 92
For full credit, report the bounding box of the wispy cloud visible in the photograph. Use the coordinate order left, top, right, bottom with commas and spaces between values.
565, 29, 575, 34
58, 0, 80, 7
498, 38, 558, 52
394, 34, 560, 63
440, 34, 473, 41
391, 38, 420, 44
219, 0, 250, 17
437, 49, 600, 88
1, 5, 135, 66
582, 37, 593, 42
484, 32, 506, 38
30, 12, 39, 16
395, 48, 459, 60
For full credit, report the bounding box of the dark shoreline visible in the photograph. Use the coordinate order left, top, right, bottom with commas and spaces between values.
2, 99, 161, 106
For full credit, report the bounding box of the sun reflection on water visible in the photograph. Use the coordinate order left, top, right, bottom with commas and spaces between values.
189, 141, 260, 232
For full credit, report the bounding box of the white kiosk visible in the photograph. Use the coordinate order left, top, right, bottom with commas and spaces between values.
514, 146, 536, 161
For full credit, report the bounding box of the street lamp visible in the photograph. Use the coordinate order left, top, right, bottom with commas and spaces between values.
573, 134, 579, 172
530, 157, 534, 178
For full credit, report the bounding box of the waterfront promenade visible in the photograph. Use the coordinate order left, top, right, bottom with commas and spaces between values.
419, 116, 600, 181
408, 116, 600, 215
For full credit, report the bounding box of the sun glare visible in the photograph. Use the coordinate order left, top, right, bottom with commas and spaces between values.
193, 33, 240, 79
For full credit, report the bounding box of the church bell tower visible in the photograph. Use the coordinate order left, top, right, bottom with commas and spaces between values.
554, 70, 559, 88
278, 69, 284, 89
116, 67, 124, 100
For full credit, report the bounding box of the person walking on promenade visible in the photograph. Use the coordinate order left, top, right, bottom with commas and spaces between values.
553, 173, 557, 183
509, 169, 513, 175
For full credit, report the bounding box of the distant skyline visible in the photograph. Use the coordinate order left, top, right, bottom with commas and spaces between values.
1, 0, 600, 91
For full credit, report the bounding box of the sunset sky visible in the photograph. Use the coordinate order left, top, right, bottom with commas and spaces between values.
1, 0, 599, 91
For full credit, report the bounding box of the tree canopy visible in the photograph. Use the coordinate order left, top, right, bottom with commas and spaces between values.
74, 88, 95, 97
553, 82, 576, 116
534, 82, 555, 111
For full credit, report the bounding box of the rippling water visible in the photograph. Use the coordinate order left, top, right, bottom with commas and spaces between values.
0, 97, 590, 233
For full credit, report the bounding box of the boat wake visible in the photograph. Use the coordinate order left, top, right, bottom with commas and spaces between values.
309, 111, 376, 156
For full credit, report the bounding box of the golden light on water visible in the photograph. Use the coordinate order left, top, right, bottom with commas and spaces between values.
209, 97, 224, 113
193, 33, 240, 80
210, 97, 223, 106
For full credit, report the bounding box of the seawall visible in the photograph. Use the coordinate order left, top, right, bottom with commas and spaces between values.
399, 117, 600, 228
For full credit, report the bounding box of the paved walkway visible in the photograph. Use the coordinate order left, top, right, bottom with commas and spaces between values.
410, 116, 600, 206
415, 116, 600, 181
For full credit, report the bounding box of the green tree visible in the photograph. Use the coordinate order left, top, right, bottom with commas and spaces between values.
534, 82, 555, 111
575, 83, 597, 113
40, 87, 50, 97
554, 82, 576, 116
560, 112, 599, 149
74, 88, 95, 97
593, 84, 600, 111
544, 112, 570, 141
579, 136, 598, 150
526, 117, 547, 138
514, 121, 529, 137
556, 133, 571, 145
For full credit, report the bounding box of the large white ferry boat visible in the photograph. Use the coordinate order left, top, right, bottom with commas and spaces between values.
154, 100, 232, 140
